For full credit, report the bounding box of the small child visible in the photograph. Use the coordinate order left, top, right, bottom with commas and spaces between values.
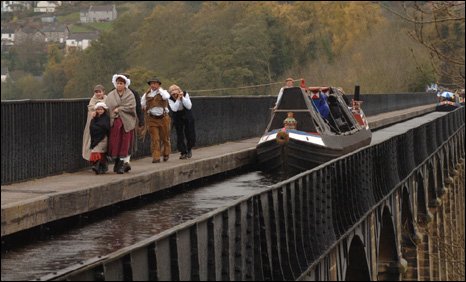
89, 102, 110, 174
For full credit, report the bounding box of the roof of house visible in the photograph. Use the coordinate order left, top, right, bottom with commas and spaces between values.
1, 26, 15, 34
41, 24, 68, 33
36, 1, 60, 8
67, 32, 99, 41
17, 26, 44, 35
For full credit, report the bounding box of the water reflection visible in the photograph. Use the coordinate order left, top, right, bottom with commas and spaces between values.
1, 171, 287, 281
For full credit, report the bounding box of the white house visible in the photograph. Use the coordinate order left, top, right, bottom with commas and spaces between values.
80, 4, 117, 23
65, 32, 99, 53
1, 26, 15, 53
1, 27, 15, 42
1, 67, 10, 82
34, 1, 62, 13
1, 1, 32, 13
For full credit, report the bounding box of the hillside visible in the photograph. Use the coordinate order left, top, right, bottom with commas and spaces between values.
1, 1, 464, 100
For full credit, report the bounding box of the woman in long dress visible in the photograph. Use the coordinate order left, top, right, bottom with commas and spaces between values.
105, 74, 137, 174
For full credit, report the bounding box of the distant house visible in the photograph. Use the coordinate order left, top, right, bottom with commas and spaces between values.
1, 26, 16, 42
65, 32, 99, 53
15, 27, 46, 43
80, 4, 117, 23
1, 1, 32, 13
1, 27, 15, 53
34, 1, 61, 13
1, 40, 14, 54
41, 24, 69, 43
1, 67, 10, 82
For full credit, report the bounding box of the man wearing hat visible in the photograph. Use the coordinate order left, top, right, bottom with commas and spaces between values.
141, 77, 171, 163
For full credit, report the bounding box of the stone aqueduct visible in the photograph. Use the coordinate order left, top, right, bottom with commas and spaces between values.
302, 124, 465, 281
39, 108, 464, 281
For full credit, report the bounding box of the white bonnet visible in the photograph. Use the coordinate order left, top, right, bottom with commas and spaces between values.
112, 74, 131, 89
94, 102, 108, 110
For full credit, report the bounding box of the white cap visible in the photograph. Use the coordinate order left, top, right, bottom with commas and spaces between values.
111, 74, 131, 89
94, 102, 108, 110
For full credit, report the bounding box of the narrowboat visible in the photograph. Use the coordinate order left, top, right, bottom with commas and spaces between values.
256, 86, 372, 174
436, 91, 462, 111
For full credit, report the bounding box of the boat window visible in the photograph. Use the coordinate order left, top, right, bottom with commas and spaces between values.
268, 87, 317, 132
269, 112, 317, 132
277, 87, 308, 110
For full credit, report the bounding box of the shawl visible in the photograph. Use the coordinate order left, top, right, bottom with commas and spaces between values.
82, 94, 107, 160
106, 88, 137, 132
90, 113, 110, 149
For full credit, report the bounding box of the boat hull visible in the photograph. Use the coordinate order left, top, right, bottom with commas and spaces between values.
256, 129, 371, 175
436, 103, 461, 112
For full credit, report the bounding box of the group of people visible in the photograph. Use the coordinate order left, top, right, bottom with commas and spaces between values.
274, 77, 351, 131
274, 77, 331, 117
82, 74, 196, 174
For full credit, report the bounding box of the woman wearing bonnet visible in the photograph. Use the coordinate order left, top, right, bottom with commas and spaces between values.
106, 74, 137, 174
82, 84, 107, 162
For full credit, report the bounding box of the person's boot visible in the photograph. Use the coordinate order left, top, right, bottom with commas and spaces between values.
98, 162, 108, 174
187, 150, 192, 158
95, 161, 102, 175
123, 162, 131, 172
116, 160, 125, 174
92, 161, 99, 174
101, 162, 108, 174
113, 158, 121, 173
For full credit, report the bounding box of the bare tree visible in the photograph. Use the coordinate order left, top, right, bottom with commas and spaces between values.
380, 1, 465, 89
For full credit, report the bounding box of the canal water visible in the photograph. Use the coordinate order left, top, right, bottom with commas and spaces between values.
1, 170, 287, 281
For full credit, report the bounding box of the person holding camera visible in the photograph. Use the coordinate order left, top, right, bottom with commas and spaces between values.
168, 84, 196, 159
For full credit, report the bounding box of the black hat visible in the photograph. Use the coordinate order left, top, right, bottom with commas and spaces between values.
147, 78, 161, 85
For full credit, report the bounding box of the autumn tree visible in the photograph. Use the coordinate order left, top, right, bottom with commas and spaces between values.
62, 10, 148, 98
381, 2, 465, 88
30, 1, 454, 99
123, 66, 175, 95
130, 1, 195, 82
13, 74, 43, 99
1, 79, 19, 100
230, 3, 285, 91
42, 44, 66, 98
8, 37, 47, 76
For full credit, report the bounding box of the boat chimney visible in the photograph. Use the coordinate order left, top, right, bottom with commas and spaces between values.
354, 85, 360, 101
